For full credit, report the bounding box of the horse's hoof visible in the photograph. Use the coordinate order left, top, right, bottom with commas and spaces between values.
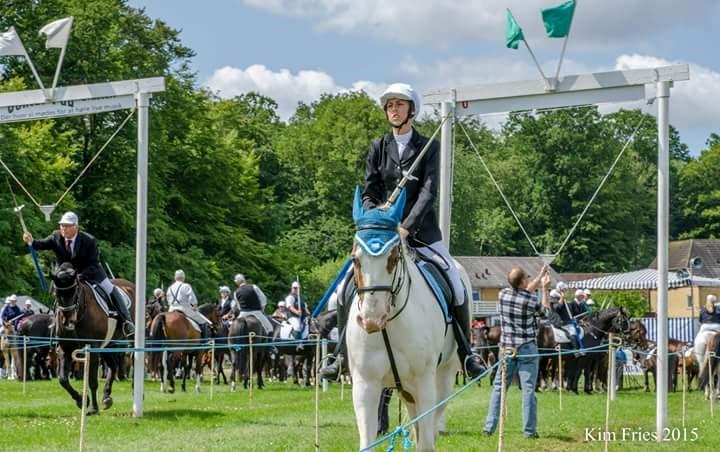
102, 397, 113, 410
168, 387, 175, 394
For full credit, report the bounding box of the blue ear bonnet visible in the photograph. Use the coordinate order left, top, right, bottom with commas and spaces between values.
352, 187, 407, 257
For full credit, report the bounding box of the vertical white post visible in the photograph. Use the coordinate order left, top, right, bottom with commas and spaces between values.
439, 98, 454, 247
321, 339, 328, 393
656, 80, 670, 441
133, 91, 150, 417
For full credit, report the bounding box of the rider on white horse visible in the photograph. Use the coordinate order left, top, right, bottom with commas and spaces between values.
320, 82, 485, 380
694, 294, 720, 367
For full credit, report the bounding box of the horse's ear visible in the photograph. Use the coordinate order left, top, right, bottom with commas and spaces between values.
352, 186, 364, 222
388, 188, 406, 224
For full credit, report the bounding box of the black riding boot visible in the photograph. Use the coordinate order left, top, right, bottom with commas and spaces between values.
110, 287, 135, 337
451, 302, 486, 378
319, 303, 348, 381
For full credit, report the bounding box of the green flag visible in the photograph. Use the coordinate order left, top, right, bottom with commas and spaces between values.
542, 0, 576, 38
505, 9, 524, 49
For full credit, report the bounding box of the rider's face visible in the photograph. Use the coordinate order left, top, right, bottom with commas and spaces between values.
59, 223, 78, 239
385, 98, 412, 127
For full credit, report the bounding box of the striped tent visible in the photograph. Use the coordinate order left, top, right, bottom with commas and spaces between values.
639, 317, 698, 344
567, 269, 720, 290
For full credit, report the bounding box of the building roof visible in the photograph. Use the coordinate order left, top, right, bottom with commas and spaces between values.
648, 239, 720, 279
559, 272, 610, 282
457, 256, 561, 288
567, 269, 720, 290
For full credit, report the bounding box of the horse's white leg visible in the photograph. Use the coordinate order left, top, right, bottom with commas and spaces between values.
412, 375, 437, 452
434, 365, 455, 436
352, 377, 382, 451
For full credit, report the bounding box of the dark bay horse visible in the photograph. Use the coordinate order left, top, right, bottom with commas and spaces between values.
15, 314, 54, 380
228, 313, 269, 391
148, 303, 220, 393
562, 307, 630, 394
51, 263, 135, 414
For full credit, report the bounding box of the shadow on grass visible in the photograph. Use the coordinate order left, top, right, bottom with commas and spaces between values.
142, 409, 226, 420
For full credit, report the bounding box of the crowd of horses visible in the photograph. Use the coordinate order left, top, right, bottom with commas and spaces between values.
0, 263, 339, 414
472, 310, 720, 399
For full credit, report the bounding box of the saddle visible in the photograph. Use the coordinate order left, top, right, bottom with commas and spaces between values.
552, 324, 585, 344
89, 283, 131, 318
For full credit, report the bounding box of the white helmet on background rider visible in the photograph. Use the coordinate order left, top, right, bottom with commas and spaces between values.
379, 83, 422, 122
555, 281, 568, 293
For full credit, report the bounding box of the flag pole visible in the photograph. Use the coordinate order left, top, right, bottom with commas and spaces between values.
49, 43, 67, 100
522, 39, 551, 90
551, 2, 577, 90
22, 49, 46, 93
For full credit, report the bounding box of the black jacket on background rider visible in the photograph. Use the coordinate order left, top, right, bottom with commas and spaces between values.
32, 230, 107, 283
362, 128, 442, 247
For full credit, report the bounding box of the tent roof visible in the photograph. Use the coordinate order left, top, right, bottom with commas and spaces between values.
568, 268, 720, 290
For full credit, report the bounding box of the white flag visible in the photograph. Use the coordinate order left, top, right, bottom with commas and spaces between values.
0, 27, 26, 56
39, 17, 73, 49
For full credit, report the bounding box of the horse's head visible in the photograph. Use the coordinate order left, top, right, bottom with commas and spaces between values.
599, 307, 630, 336
199, 302, 222, 330
628, 319, 647, 347
51, 262, 81, 331
351, 187, 407, 334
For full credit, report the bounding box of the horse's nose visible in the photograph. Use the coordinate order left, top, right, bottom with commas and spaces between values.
356, 313, 387, 334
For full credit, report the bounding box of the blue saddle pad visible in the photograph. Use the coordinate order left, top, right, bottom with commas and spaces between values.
416, 261, 452, 323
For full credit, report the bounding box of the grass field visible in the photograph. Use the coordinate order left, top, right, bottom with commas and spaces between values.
0, 375, 717, 451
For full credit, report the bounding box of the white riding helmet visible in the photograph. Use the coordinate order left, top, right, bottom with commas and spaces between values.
291, 281, 301, 289
219, 286, 230, 294
555, 281, 568, 292
583, 289, 592, 297
379, 83, 422, 118
549, 289, 560, 299
174, 269, 185, 280
278, 301, 286, 308
153, 288, 164, 297
575, 289, 585, 298
234, 274, 246, 284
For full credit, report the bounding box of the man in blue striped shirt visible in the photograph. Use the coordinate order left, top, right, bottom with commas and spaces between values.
484, 264, 551, 439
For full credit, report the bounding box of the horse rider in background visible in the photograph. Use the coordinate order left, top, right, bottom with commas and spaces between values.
272, 301, 289, 322
149, 288, 167, 312
166, 269, 212, 339
217, 286, 232, 318
23, 211, 135, 337
231, 274, 274, 337
694, 294, 720, 368
553, 288, 585, 355
285, 281, 310, 340
1, 295, 23, 330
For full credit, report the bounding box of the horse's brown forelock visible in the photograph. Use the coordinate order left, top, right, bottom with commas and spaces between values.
351, 244, 365, 301
386, 246, 400, 274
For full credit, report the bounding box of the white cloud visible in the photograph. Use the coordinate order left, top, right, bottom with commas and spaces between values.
241, 0, 718, 49
204, 64, 387, 119
614, 55, 720, 130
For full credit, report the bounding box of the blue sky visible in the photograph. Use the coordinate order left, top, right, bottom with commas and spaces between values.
129, 0, 719, 155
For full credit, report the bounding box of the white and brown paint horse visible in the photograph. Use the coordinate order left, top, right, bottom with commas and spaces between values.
346, 188, 467, 451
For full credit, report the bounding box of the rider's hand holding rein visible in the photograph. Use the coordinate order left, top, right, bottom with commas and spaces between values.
22, 232, 33, 245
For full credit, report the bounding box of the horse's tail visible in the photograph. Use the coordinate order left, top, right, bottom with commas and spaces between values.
149, 314, 166, 372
